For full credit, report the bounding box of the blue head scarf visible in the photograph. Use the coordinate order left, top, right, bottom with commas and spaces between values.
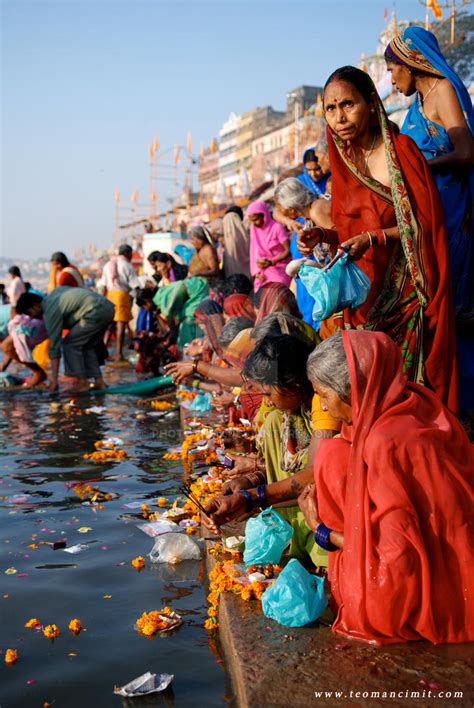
297, 147, 329, 198
386, 26, 473, 134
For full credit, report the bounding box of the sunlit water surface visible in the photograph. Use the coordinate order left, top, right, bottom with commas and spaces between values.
0, 374, 229, 707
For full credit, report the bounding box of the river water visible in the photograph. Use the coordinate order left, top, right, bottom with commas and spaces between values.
0, 379, 229, 707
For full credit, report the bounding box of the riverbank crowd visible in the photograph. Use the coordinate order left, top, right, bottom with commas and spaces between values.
2, 27, 473, 648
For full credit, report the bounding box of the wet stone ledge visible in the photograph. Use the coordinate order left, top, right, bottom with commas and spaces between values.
204, 547, 474, 707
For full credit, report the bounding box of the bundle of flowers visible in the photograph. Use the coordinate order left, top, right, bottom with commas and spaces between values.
135, 608, 182, 637
205, 560, 275, 631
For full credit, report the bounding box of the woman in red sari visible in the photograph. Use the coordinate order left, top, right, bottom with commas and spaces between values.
298, 330, 473, 645
297, 66, 457, 412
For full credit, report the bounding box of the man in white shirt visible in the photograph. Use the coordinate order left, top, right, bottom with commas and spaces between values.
97, 244, 140, 361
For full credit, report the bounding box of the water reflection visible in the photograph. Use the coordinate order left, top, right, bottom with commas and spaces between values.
0, 377, 229, 708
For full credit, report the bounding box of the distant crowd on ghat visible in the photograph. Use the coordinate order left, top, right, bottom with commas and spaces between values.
1, 28, 473, 645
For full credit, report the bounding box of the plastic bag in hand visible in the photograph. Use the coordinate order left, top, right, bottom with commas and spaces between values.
243, 507, 293, 566
149, 532, 201, 564
298, 250, 371, 321
261, 558, 328, 627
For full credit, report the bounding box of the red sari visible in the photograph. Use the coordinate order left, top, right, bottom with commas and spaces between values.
314, 330, 474, 644
328, 103, 457, 413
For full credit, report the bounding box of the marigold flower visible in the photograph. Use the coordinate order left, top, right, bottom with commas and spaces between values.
131, 556, 145, 570
43, 624, 60, 640
204, 617, 218, 630
24, 618, 41, 629
68, 618, 82, 635
240, 586, 253, 601
157, 497, 168, 507
4, 648, 18, 664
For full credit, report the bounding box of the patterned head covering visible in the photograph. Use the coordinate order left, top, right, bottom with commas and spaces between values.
385, 27, 444, 78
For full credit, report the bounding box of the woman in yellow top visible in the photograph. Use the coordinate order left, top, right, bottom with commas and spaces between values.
204, 333, 340, 566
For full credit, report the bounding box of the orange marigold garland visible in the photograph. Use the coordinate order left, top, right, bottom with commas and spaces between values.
135, 608, 182, 637
205, 561, 279, 631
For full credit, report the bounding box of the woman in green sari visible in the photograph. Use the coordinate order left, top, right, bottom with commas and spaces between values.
206, 333, 329, 566
153, 277, 208, 351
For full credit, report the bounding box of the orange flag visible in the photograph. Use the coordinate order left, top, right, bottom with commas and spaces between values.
427, 0, 442, 19
187, 131, 192, 156
114, 189, 121, 204
153, 135, 159, 152
174, 145, 179, 164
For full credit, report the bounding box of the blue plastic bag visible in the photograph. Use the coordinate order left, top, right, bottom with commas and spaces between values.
298, 250, 371, 321
189, 391, 212, 412
261, 558, 328, 627
243, 508, 293, 566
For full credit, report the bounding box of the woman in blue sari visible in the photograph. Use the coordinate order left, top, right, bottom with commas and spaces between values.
289, 148, 331, 330
385, 26, 473, 319
385, 26, 474, 415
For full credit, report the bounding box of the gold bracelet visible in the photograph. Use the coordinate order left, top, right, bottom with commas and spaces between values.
192, 359, 199, 374
367, 231, 373, 248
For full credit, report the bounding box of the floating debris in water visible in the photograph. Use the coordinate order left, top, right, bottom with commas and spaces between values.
114, 671, 174, 697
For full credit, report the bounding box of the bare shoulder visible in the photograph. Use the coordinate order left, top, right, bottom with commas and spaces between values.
310, 198, 333, 227
435, 79, 467, 126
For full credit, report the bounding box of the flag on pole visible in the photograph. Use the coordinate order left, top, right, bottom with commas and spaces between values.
131, 190, 139, 204
384, 7, 388, 22
150, 191, 157, 203
427, 0, 443, 19
199, 144, 205, 160
187, 131, 192, 156
210, 138, 217, 154
114, 189, 121, 204
153, 135, 159, 152
148, 142, 154, 160
174, 145, 179, 164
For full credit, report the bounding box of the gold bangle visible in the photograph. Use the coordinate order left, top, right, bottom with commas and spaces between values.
192, 359, 199, 374
367, 232, 373, 248
381, 230, 387, 246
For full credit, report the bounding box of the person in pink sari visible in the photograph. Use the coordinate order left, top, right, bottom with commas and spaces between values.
247, 201, 291, 292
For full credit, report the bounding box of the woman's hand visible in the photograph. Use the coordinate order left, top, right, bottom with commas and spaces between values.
340, 232, 371, 261
203, 493, 250, 532
222, 476, 253, 495
211, 390, 235, 409
297, 483, 321, 532
184, 339, 204, 358
164, 361, 194, 385
297, 227, 324, 256
223, 454, 259, 478
289, 219, 305, 235
256, 258, 272, 269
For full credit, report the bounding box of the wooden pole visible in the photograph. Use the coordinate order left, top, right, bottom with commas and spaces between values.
450, 0, 455, 44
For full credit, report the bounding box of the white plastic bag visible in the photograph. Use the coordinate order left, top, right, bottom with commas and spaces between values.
149, 532, 201, 564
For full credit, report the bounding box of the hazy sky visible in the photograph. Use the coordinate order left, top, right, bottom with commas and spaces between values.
1, 0, 426, 260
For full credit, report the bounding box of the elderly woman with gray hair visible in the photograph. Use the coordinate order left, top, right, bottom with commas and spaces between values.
274, 177, 334, 249
298, 329, 474, 645
188, 225, 220, 280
